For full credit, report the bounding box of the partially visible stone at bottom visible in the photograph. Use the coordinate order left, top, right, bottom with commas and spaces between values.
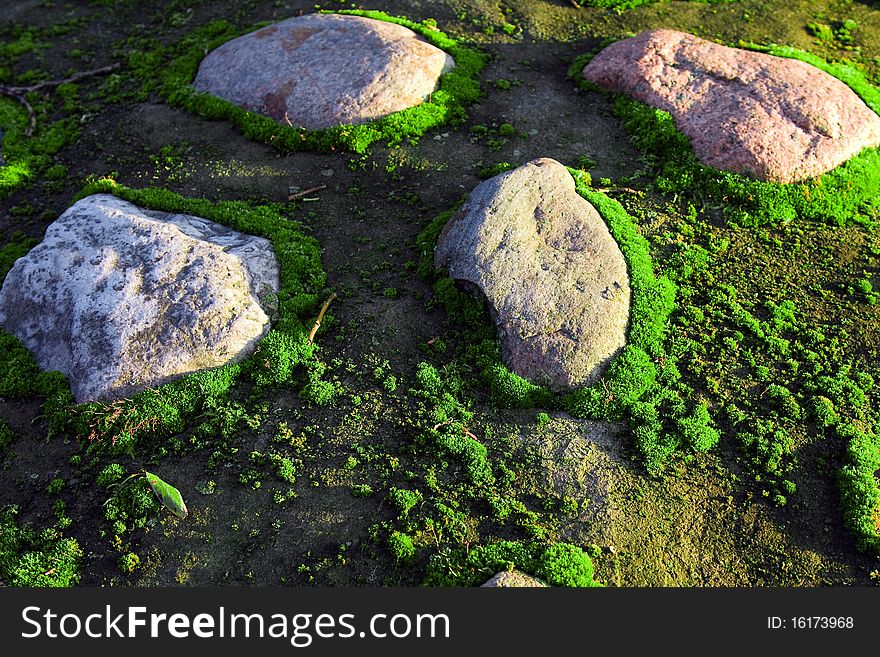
481, 570, 548, 587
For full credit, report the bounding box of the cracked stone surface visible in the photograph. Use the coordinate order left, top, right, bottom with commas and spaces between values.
0, 194, 279, 403
193, 12, 454, 131
582, 29, 880, 183
434, 158, 630, 391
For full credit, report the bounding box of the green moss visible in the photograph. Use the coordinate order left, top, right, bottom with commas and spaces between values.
118, 551, 140, 574
0, 232, 38, 280
423, 540, 600, 587
388, 531, 416, 562
300, 379, 337, 406
0, 99, 79, 198
139, 11, 486, 155
572, 42, 880, 227
104, 477, 160, 529
574, 0, 734, 9
413, 362, 494, 487
389, 488, 423, 517
0, 506, 81, 587
351, 483, 374, 498
97, 463, 125, 488
0, 331, 72, 431
837, 424, 880, 556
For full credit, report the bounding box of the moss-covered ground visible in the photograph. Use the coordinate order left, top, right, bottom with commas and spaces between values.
1, 0, 879, 587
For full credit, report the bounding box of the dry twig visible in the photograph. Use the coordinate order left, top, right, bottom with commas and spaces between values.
595, 186, 644, 195
463, 429, 479, 441
601, 378, 614, 403
307, 292, 337, 344
0, 63, 121, 136
287, 184, 327, 201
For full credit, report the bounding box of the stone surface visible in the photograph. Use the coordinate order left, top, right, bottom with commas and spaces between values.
434, 158, 630, 391
582, 29, 880, 183
481, 570, 548, 587
0, 194, 279, 403
192, 13, 454, 131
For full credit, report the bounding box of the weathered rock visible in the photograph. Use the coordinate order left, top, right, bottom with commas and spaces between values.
582, 29, 880, 183
434, 158, 630, 391
192, 13, 454, 131
0, 194, 279, 403
481, 570, 548, 588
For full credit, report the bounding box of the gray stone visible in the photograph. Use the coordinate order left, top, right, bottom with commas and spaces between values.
193, 13, 454, 130
582, 29, 880, 183
0, 194, 279, 403
481, 570, 548, 587
434, 158, 630, 391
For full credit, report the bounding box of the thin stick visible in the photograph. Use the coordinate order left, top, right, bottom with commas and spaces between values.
0, 63, 121, 136
287, 184, 326, 201
307, 292, 337, 345
595, 186, 643, 195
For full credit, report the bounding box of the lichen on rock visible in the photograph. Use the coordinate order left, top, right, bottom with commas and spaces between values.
0, 193, 280, 403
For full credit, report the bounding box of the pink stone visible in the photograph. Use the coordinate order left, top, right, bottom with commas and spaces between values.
193, 13, 454, 131
583, 30, 880, 183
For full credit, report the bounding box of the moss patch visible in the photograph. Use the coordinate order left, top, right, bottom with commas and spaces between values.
424, 540, 601, 587
0, 99, 79, 199
0, 505, 82, 587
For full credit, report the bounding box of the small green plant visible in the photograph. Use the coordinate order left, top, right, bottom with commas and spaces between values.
388, 531, 416, 562
103, 469, 187, 538
97, 463, 125, 488
388, 488, 423, 517
118, 552, 140, 574
811, 396, 838, 428
271, 454, 297, 484
838, 424, 880, 556
382, 374, 398, 393
477, 161, 516, 179
351, 483, 374, 498
46, 478, 65, 495
301, 378, 338, 406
